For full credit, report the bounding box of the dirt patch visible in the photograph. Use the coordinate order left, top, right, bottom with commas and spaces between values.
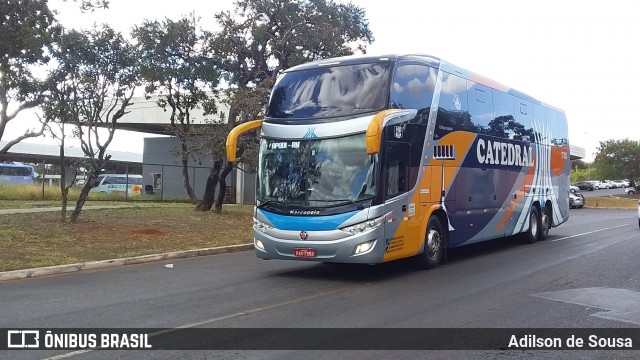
130, 228, 164, 236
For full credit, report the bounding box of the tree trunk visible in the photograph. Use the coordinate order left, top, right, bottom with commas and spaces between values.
180, 139, 198, 204
70, 180, 94, 224
61, 191, 68, 223
214, 162, 234, 213
59, 138, 67, 223
195, 160, 222, 211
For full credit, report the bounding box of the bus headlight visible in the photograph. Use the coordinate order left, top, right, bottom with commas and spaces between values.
340, 213, 388, 236
253, 218, 274, 232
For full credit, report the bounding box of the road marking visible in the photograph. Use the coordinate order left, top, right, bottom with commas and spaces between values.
534, 287, 640, 326
42, 286, 351, 359
551, 224, 628, 242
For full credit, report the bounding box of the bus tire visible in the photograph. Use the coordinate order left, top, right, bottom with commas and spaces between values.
539, 206, 550, 241
522, 206, 540, 244
417, 216, 446, 269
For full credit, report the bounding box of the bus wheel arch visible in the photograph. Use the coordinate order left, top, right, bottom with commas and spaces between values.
416, 210, 448, 269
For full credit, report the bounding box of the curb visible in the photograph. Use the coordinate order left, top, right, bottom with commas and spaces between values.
0, 243, 254, 282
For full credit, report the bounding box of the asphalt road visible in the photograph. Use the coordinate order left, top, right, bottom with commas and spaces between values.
1, 208, 639, 360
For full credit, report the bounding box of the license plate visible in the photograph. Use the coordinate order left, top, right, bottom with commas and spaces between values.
294, 248, 317, 258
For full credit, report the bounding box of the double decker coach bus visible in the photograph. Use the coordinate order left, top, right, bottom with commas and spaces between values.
227, 54, 570, 268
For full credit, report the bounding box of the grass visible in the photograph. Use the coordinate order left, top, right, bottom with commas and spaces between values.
0, 204, 254, 272
0, 183, 149, 202
584, 194, 639, 209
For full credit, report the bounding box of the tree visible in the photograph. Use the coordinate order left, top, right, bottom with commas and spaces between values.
593, 139, 640, 188
0, 0, 58, 156
0, 0, 111, 158
50, 25, 139, 223
70, 0, 110, 12
196, 0, 374, 212
40, 76, 78, 223
133, 15, 220, 204
571, 159, 589, 171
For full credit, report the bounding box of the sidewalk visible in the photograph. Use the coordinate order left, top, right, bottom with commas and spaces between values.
0, 204, 151, 215
0, 243, 254, 282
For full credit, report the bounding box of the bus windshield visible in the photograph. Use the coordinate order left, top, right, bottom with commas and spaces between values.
266, 62, 391, 120
257, 133, 377, 207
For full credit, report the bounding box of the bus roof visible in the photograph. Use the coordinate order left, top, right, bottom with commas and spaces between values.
0, 163, 34, 168
282, 53, 565, 113
284, 54, 441, 72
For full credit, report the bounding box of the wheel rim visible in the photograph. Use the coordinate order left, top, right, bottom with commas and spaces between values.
427, 228, 441, 258
530, 211, 538, 238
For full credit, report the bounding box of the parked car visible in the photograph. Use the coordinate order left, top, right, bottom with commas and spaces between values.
569, 191, 585, 209
626, 187, 637, 195
592, 180, 612, 190
610, 180, 626, 188
570, 185, 580, 193
574, 181, 595, 191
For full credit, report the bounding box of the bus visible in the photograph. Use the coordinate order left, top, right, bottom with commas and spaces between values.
0, 163, 36, 185
226, 54, 570, 268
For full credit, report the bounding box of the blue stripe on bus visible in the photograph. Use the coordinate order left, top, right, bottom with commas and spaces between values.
259, 210, 359, 231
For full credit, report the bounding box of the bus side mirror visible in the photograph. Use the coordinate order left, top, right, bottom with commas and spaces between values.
226, 120, 263, 162
366, 109, 417, 155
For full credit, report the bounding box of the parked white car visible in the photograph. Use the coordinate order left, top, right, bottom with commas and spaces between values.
626, 187, 636, 195
592, 180, 611, 190
610, 180, 626, 188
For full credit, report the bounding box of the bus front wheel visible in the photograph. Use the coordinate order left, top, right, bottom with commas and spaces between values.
417, 216, 446, 269
522, 207, 540, 244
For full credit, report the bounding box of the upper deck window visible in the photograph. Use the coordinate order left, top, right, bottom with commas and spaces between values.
266, 62, 391, 120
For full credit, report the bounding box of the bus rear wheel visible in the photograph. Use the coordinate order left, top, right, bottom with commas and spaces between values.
417, 216, 446, 269
522, 207, 540, 244
539, 207, 550, 241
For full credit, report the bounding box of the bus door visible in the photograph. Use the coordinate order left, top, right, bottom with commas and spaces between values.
382, 138, 420, 260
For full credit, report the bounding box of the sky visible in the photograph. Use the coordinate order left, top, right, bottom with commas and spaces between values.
6, 0, 640, 161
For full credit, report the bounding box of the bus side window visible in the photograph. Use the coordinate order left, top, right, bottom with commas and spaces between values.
389, 63, 436, 124
467, 81, 494, 136
513, 99, 533, 142
435, 72, 469, 139
384, 142, 410, 200
532, 104, 546, 144
491, 89, 513, 139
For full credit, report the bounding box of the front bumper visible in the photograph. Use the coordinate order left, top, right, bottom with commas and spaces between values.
253, 226, 386, 264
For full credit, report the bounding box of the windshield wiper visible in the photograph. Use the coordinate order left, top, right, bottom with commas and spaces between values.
308, 198, 365, 210
257, 199, 284, 209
